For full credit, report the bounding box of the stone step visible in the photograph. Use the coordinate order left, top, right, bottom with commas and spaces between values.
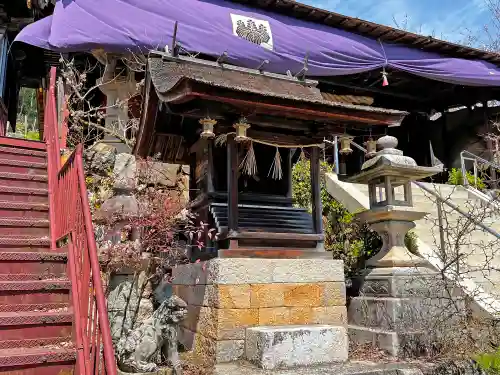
246, 325, 347, 370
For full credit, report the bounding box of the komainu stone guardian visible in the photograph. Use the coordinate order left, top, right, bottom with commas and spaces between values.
116, 295, 188, 374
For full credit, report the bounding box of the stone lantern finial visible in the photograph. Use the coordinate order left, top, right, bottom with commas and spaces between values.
378, 135, 398, 150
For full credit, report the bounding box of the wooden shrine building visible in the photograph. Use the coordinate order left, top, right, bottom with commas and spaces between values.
135, 53, 407, 258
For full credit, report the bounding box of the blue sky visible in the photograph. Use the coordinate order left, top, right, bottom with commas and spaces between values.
301, 0, 492, 45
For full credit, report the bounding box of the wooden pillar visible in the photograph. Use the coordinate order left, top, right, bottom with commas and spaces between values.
339, 154, 347, 178
484, 101, 498, 189
310, 146, 323, 235
227, 134, 239, 239
287, 149, 293, 198
204, 138, 216, 257
206, 139, 215, 193
189, 153, 196, 201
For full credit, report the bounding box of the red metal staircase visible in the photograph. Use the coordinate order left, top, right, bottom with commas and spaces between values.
0, 137, 76, 375
0, 68, 117, 374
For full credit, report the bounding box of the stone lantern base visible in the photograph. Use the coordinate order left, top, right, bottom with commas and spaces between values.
349, 207, 465, 358
348, 266, 465, 358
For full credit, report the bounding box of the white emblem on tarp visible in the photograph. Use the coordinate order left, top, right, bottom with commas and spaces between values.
230, 14, 273, 51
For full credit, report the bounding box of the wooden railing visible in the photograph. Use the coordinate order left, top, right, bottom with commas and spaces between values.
44, 66, 117, 375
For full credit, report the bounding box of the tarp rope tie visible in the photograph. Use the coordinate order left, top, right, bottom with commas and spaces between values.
378, 39, 389, 86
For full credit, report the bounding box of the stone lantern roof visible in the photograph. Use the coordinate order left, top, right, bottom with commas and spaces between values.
348, 135, 443, 185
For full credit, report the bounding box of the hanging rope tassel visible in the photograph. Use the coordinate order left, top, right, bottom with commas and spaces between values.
215, 133, 229, 147
300, 147, 306, 161
268, 147, 283, 180
378, 39, 389, 87
240, 141, 258, 177
382, 68, 389, 87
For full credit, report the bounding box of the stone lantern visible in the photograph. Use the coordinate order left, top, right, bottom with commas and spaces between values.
348, 135, 442, 268
347, 135, 446, 358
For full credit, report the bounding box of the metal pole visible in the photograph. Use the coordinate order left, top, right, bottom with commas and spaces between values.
473, 161, 478, 188
461, 151, 469, 187
333, 136, 339, 175
437, 200, 447, 261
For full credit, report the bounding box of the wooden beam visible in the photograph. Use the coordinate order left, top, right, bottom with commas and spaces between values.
227, 232, 324, 241
194, 92, 401, 126
321, 80, 428, 103
134, 75, 160, 157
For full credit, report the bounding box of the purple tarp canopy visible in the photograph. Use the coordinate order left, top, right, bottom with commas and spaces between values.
14, 0, 500, 87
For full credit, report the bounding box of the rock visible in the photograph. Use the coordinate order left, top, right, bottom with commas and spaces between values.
153, 280, 173, 305
138, 161, 183, 188
84, 143, 117, 175
97, 195, 139, 220
114, 153, 137, 191
245, 325, 348, 370
118, 369, 172, 375
107, 273, 155, 344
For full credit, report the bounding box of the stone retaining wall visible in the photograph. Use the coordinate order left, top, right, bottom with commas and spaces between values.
172, 258, 347, 364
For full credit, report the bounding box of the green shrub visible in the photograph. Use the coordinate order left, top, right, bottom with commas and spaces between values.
292, 158, 381, 276
475, 349, 500, 374
25, 131, 40, 141
292, 157, 420, 276
448, 168, 486, 190
405, 230, 419, 256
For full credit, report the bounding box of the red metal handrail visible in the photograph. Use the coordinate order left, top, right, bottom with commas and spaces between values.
44, 66, 117, 375
0, 100, 8, 137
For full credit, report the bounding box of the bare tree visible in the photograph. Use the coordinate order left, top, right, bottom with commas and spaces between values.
60, 52, 146, 150
350, 181, 500, 365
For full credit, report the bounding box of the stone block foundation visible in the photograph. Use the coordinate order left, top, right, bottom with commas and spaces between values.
246, 325, 348, 369
172, 258, 347, 364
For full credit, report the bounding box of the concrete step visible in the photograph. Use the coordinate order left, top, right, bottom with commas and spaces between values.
330, 174, 500, 305
352, 184, 472, 201
0, 185, 48, 204
0, 201, 49, 220
0, 346, 75, 375
0, 280, 70, 307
